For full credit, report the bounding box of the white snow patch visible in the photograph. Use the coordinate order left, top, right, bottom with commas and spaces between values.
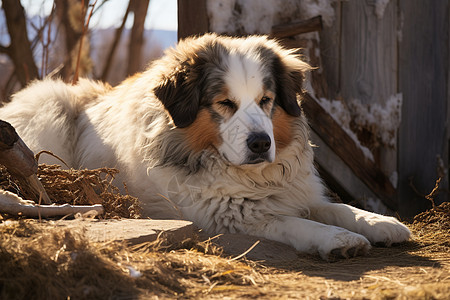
299, 0, 336, 26
207, 0, 336, 34
375, 0, 390, 19
317, 97, 375, 162
348, 94, 402, 147
206, 0, 237, 34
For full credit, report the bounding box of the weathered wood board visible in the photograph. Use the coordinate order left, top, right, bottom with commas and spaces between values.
398, 0, 449, 216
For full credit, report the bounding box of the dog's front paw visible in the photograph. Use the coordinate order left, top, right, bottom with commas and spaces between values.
359, 215, 411, 246
318, 227, 371, 261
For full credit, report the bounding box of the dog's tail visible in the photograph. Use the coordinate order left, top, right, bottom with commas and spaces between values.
0, 78, 111, 167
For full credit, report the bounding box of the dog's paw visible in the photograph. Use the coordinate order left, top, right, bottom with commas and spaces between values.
359, 215, 411, 246
318, 228, 371, 261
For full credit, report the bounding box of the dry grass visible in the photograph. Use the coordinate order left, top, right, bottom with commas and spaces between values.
0, 164, 449, 299
0, 220, 261, 299
0, 164, 141, 219
0, 209, 449, 299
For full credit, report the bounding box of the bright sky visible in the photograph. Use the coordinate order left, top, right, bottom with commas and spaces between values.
20, 0, 178, 31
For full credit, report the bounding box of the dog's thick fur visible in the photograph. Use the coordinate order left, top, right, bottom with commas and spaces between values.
0, 34, 410, 259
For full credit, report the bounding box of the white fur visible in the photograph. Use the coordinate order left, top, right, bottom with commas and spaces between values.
0, 35, 410, 260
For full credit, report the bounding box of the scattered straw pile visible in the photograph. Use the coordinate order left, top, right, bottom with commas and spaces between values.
409, 201, 450, 253
0, 220, 261, 299
0, 164, 141, 219
0, 162, 449, 299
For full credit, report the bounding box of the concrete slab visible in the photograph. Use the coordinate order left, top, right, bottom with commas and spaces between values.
50, 219, 196, 245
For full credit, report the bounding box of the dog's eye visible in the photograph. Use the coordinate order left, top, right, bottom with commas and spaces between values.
218, 99, 237, 110
260, 96, 272, 107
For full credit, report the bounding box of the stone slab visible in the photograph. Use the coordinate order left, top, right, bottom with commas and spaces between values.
50, 219, 196, 245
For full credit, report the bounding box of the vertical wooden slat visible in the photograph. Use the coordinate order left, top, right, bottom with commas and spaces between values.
177, 0, 209, 41
339, 0, 399, 187
340, 0, 398, 105
398, 0, 449, 216
319, 0, 341, 100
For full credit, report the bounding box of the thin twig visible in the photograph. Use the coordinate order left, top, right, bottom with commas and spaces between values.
409, 176, 442, 209
35, 150, 70, 168
230, 240, 260, 261
425, 177, 442, 209
72, 0, 98, 84
100, 0, 132, 81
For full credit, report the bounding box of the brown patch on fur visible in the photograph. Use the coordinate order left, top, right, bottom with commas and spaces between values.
185, 109, 221, 152
273, 106, 294, 152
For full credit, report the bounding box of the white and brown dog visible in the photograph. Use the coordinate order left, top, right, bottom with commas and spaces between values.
0, 34, 410, 259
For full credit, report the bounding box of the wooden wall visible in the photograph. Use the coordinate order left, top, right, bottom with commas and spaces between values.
398, 0, 449, 216
178, 0, 450, 217
320, 0, 449, 216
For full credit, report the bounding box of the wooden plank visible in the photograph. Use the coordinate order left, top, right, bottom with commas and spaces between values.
339, 0, 399, 181
311, 130, 393, 214
340, 0, 397, 105
398, 0, 449, 217
318, 0, 341, 100
270, 16, 323, 39
302, 93, 397, 209
177, 0, 209, 40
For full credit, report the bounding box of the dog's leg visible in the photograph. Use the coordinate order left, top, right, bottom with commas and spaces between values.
247, 216, 371, 260
310, 202, 411, 246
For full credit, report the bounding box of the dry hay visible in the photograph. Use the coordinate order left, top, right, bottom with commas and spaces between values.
0, 162, 449, 299
0, 164, 141, 219
0, 220, 260, 299
409, 201, 450, 253
0, 203, 448, 299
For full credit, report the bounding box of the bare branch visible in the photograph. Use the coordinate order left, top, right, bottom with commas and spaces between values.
0, 45, 10, 54
100, 0, 132, 81
72, 0, 98, 84
2, 0, 39, 86
126, 0, 150, 76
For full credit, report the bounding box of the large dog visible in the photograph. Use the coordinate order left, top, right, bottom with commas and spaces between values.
0, 34, 410, 259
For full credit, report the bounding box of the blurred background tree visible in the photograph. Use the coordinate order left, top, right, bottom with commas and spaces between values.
0, 0, 175, 102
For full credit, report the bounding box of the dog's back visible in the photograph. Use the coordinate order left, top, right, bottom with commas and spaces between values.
0, 78, 111, 167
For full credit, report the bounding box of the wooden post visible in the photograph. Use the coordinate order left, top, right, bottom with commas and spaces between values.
398, 0, 449, 216
177, 0, 209, 40
339, 0, 399, 181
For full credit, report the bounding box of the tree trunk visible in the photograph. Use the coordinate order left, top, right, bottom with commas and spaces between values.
54, 0, 88, 81
2, 0, 39, 87
126, 0, 150, 76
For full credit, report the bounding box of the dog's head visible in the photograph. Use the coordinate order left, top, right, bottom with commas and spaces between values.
154, 34, 310, 166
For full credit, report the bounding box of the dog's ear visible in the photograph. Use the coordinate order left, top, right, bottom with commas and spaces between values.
154, 62, 202, 128
272, 52, 310, 117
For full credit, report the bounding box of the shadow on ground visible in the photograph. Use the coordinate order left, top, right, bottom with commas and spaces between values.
204, 232, 442, 282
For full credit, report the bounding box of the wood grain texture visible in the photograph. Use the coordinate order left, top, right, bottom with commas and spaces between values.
177, 0, 209, 40
271, 16, 322, 38
398, 0, 449, 216
340, 0, 398, 105
339, 0, 399, 180
318, 0, 341, 100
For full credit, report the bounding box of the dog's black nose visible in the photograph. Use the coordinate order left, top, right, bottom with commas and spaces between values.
247, 132, 271, 154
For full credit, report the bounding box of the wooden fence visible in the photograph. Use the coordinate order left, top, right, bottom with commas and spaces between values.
178, 0, 449, 217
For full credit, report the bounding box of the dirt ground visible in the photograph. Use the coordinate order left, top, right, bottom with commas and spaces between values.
0, 165, 449, 299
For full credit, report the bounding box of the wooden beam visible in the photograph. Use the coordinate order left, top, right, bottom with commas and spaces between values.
302, 93, 397, 209
270, 16, 323, 38
177, 0, 209, 40
398, 0, 449, 216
